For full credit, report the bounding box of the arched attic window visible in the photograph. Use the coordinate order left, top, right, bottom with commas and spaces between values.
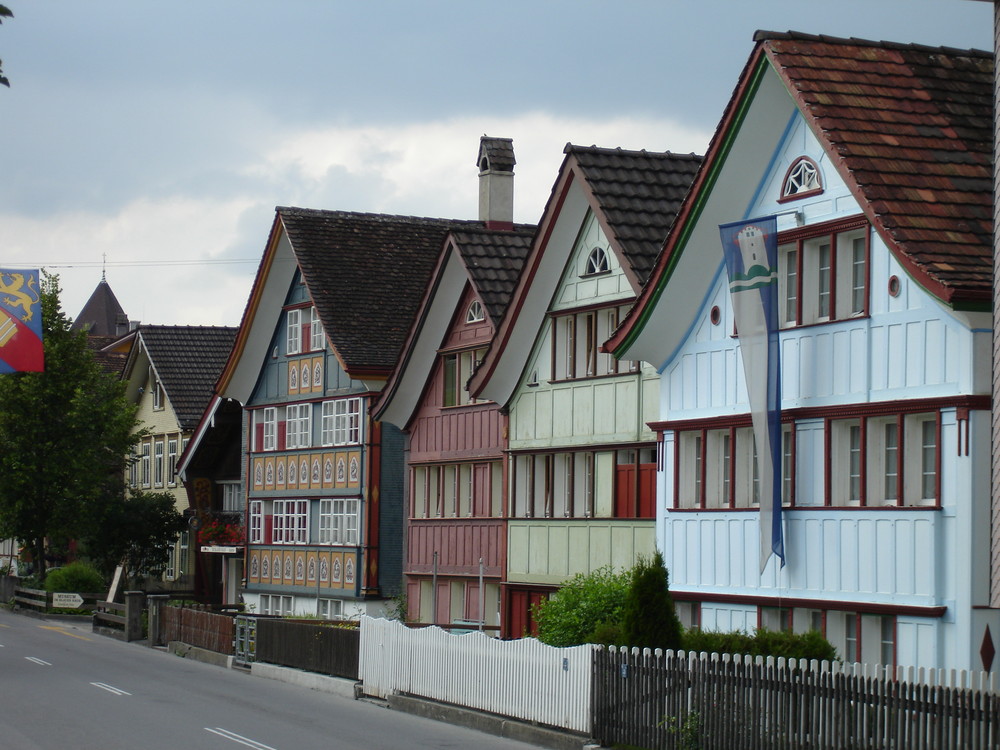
779, 156, 823, 202
466, 299, 485, 324
583, 247, 611, 276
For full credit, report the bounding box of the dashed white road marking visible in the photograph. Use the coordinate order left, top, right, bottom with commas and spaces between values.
91, 681, 132, 696
205, 727, 277, 749
25, 656, 51, 665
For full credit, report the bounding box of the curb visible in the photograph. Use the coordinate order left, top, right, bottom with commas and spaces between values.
250, 662, 357, 700
385, 693, 593, 750
167, 640, 234, 669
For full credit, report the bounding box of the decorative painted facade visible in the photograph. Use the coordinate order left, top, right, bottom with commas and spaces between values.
609, 33, 995, 671
471, 145, 701, 636
216, 206, 479, 618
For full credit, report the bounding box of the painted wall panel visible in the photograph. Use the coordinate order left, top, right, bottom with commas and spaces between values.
664, 509, 943, 607
506, 519, 655, 584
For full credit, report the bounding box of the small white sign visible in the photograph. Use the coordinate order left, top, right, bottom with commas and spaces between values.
201, 545, 238, 554
52, 592, 84, 609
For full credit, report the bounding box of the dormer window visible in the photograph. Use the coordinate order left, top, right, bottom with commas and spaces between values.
466, 300, 485, 324
583, 247, 610, 276
780, 157, 823, 201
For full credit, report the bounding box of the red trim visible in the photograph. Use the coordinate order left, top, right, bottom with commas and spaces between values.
670, 590, 947, 618
468, 168, 577, 399
775, 156, 824, 204
649, 394, 990, 433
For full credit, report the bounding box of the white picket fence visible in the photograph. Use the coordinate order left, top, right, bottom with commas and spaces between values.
358, 616, 594, 733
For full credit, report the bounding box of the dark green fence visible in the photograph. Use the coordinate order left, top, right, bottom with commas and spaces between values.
255, 618, 359, 680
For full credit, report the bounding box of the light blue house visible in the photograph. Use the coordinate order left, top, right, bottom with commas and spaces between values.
608, 32, 995, 672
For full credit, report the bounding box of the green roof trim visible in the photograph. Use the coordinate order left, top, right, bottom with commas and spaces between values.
612, 55, 770, 359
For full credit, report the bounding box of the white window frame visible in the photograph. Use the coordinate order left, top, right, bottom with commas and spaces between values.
319, 497, 359, 545
153, 439, 165, 488
309, 307, 324, 351
272, 499, 308, 544
334, 397, 362, 445
261, 407, 277, 452
551, 306, 630, 380
167, 438, 178, 486
285, 403, 312, 449
778, 224, 868, 328
466, 300, 485, 323
286, 308, 302, 355
583, 246, 610, 275
140, 442, 151, 488
248, 500, 263, 544
221, 482, 242, 512
442, 349, 486, 406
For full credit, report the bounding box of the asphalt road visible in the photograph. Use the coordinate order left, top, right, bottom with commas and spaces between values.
0, 608, 542, 750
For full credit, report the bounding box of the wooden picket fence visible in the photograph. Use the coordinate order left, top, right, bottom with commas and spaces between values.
592, 646, 1000, 750
359, 615, 593, 734
161, 605, 234, 655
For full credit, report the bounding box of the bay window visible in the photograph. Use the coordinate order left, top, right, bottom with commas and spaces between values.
319, 498, 359, 545
778, 217, 868, 327
551, 305, 634, 380
442, 348, 485, 406
286, 308, 302, 355
309, 307, 324, 351
828, 411, 939, 507
272, 499, 308, 544
285, 403, 312, 449
322, 397, 362, 446
676, 426, 792, 509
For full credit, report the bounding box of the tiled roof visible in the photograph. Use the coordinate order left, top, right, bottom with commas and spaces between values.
567, 145, 703, 283
761, 31, 993, 302
84, 334, 129, 377
278, 208, 483, 375
72, 279, 128, 335
139, 326, 238, 430
450, 226, 536, 324
478, 136, 516, 172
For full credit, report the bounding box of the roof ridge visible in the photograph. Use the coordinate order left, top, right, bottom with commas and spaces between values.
754, 29, 992, 58
276, 205, 481, 227
563, 143, 703, 161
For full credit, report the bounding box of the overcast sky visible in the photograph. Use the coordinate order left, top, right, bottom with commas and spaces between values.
0, 1, 992, 327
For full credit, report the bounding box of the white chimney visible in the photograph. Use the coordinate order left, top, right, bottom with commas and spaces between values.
477, 136, 515, 230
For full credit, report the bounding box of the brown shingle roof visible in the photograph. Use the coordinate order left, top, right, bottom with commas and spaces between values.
72, 279, 128, 335
567, 145, 703, 283
760, 31, 993, 302
139, 326, 237, 430
450, 226, 536, 324
278, 208, 483, 375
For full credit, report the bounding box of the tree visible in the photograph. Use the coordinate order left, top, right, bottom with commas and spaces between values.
0, 273, 140, 581
621, 551, 683, 651
533, 565, 630, 647
0, 5, 12, 88
83, 489, 187, 585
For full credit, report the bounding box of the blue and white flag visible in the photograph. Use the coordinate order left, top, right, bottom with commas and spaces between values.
719, 216, 784, 573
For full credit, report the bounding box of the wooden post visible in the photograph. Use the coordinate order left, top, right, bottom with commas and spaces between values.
146, 594, 169, 647
124, 591, 145, 642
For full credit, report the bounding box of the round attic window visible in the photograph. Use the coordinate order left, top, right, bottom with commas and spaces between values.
710, 306, 721, 326
888, 275, 901, 298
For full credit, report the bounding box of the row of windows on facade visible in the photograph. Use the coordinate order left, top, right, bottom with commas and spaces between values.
285, 306, 325, 356
248, 497, 359, 546
130, 436, 189, 489
679, 601, 897, 668
252, 397, 362, 452
442, 221, 867, 403
257, 593, 345, 618
674, 410, 940, 509
408, 449, 658, 522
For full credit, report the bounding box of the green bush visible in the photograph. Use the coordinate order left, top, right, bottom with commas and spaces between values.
43, 562, 106, 594
533, 565, 630, 647
621, 551, 683, 651
681, 627, 838, 662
